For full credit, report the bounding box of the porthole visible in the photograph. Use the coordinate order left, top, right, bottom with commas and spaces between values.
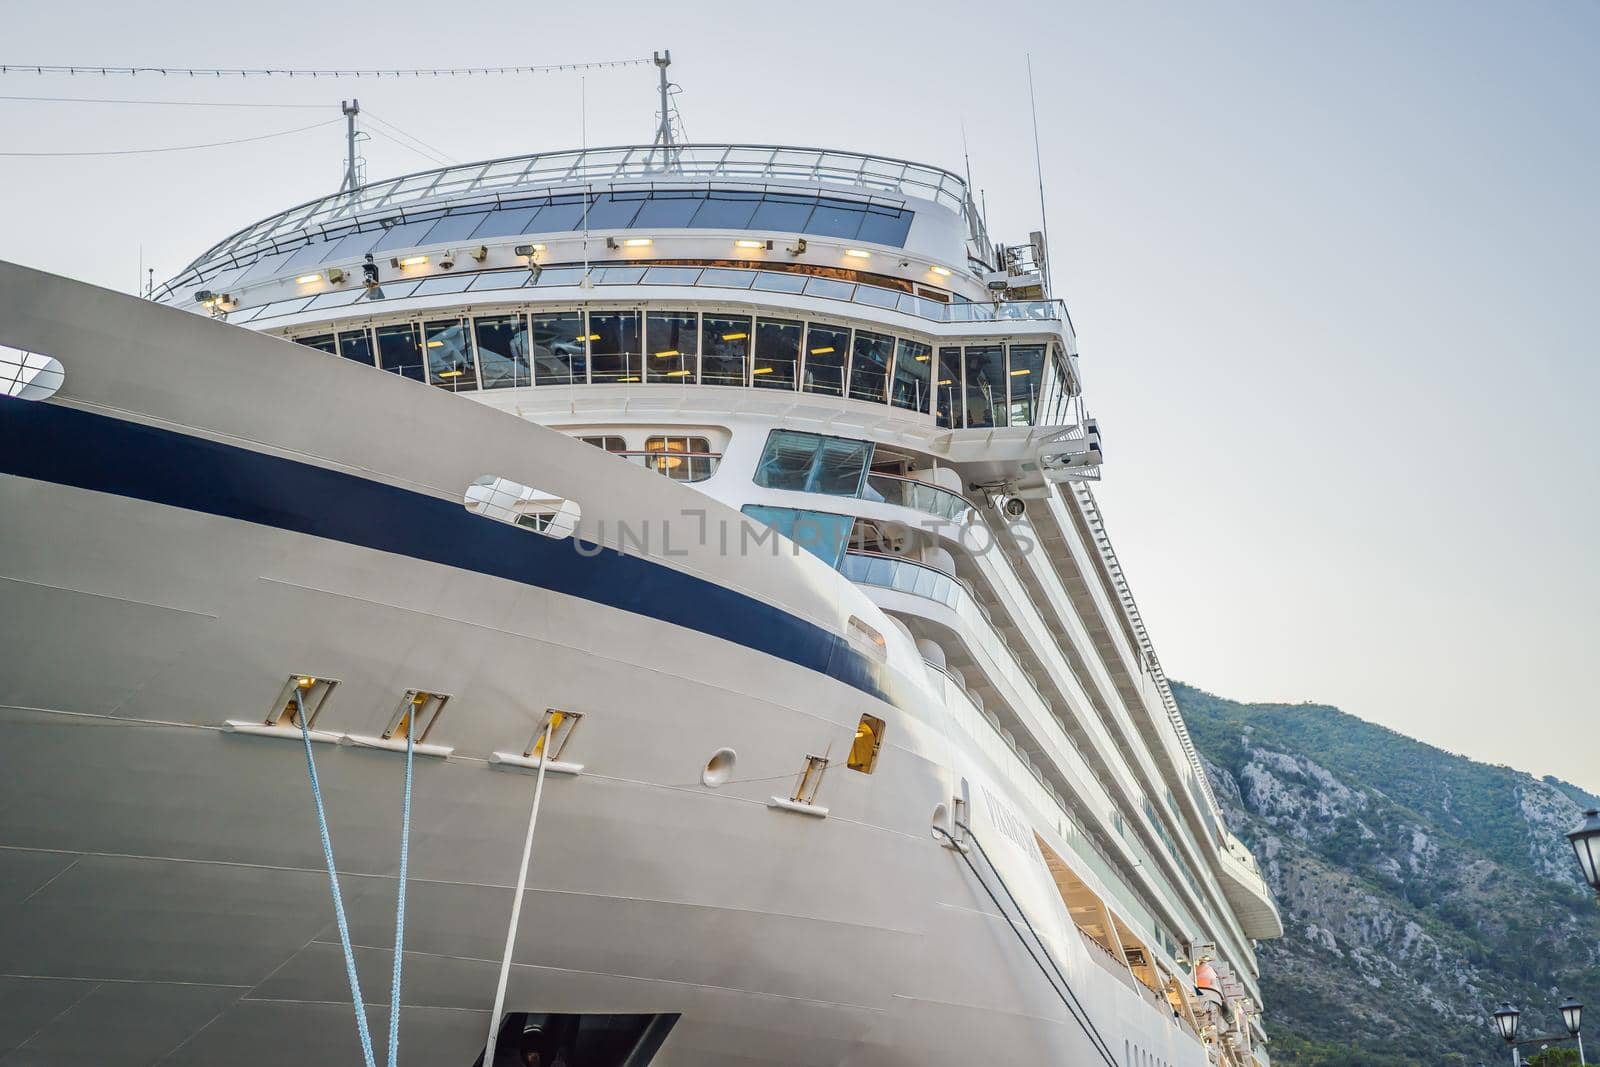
702, 747, 737, 787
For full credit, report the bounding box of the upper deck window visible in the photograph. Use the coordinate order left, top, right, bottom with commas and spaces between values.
891, 339, 932, 414
701, 314, 751, 387
752, 318, 801, 390
475, 314, 531, 389
847, 330, 894, 405
935, 347, 962, 428
1007, 343, 1046, 425
644, 311, 698, 384
962, 344, 1007, 429
425, 318, 476, 391
802, 324, 849, 397
532, 311, 586, 385
376, 323, 425, 381
589, 311, 641, 383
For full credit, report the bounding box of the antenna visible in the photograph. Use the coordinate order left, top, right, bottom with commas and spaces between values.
1024, 55, 1053, 297
652, 50, 674, 148
339, 99, 362, 194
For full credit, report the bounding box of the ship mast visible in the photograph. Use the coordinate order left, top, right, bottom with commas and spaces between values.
339, 98, 363, 194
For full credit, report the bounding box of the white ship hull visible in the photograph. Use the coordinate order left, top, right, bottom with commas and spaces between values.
0, 264, 1204, 1065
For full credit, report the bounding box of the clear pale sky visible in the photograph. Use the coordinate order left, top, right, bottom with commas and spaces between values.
4, 2, 1596, 791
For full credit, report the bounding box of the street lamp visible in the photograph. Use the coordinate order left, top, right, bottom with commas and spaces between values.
1569, 810, 1600, 896
1495, 1004, 1522, 1066
1561, 996, 1585, 1065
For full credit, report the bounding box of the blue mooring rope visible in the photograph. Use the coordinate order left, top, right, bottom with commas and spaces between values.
295, 688, 379, 1067
387, 716, 414, 1067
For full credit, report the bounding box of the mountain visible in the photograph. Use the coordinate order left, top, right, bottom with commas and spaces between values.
1173, 682, 1599, 1066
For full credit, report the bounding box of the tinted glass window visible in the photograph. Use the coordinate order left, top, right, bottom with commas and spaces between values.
802, 324, 849, 397
338, 328, 374, 366
689, 192, 761, 229
421, 213, 489, 245
370, 220, 435, 253
645, 311, 698, 383
468, 270, 533, 291
754, 430, 871, 497
530, 266, 586, 287
936, 346, 962, 428
593, 266, 646, 285
476, 314, 531, 389
413, 274, 474, 296
848, 330, 894, 404
642, 266, 702, 285
281, 239, 335, 274
303, 290, 363, 310
323, 228, 386, 263
582, 193, 644, 230
425, 318, 476, 391
740, 505, 853, 567
701, 314, 751, 386
589, 310, 641, 383
856, 208, 913, 246
803, 277, 854, 300
297, 334, 337, 355
748, 194, 815, 233
853, 284, 900, 309
752, 271, 808, 294
753, 318, 801, 390
1008, 343, 1046, 425
531, 311, 586, 385
699, 268, 756, 288
633, 194, 704, 227
471, 207, 540, 239
891, 339, 933, 414
532, 197, 587, 231
805, 203, 864, 239
376, 323, 425, 382
963, 344, 1007, 428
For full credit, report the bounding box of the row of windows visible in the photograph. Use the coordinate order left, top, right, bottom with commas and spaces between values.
216, 189, 916, 289
294, 308, 1068, 428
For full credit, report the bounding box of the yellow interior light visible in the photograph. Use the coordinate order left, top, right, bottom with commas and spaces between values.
622, 237, 653, 247
583, 333, 601, 341
810, 346, 835, 355
619, 376, 641, 382
930, 264, 953, 277
721, 332, 748, 341
752, 366, 774, 375
427, 340, 445, 348
296, 677, 316, 689
938, 378, 953, 385
843, 249, 871, 259
294, 273, 322, 285
440, 369, 464, 378
735, 239, 766, 249
654, 349, 680, 358
1010, 368, 1032, 376
665, 369, 692, 377
915, 354, 929, 361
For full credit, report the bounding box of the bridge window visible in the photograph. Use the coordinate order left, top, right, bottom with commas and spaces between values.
634, 192, 702, 228
376, 323, 425, 381
755, 430, 871, 497
689, 190, 762, 229
644, 435, 714, 482
645, 311, 698, 384
802, 324, 849, 397
1008, 343, 1045, 425
589, 310, 641, 383
701, 314, 750, 386
847, 329, 894, 404
891, 339, 932, 413
532, 311, 586, 385
475, 314, 531, 389
338, 328, 374, 366
752, 317, 801, 389
935, 346, 962, 428
424, 318, 476, 390
740, 504, 853, 567
962, 344, 1007, 428
296, 333, 337, 355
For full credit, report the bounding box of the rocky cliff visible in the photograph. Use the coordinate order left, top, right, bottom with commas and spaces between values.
1174, 683, 1599, 1066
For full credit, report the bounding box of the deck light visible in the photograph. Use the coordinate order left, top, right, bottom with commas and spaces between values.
470, 245, 489, 263
295, 273, 321, 285
735, 239, 772, 250
513, 244, 545, 257
787, 238, 807, 255
1569, 809, 1600, 894
1493, 1003, 1521, 1045
392, 254, 428, 268
843, 249, 871, 259
930, 264, 953, 277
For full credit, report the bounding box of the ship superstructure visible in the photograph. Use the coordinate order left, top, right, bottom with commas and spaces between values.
0, 119, 1280, 1065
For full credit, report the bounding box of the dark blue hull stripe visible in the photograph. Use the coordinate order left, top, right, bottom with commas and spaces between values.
0, 397, 899, 707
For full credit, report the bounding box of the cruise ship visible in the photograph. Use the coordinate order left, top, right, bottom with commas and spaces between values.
0, 89, 1282, 1066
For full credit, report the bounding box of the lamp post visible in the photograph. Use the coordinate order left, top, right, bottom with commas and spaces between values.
1569, 810, 1600, 896
1561, 996, 1585, 1066
1496, 1004, 1523, 1066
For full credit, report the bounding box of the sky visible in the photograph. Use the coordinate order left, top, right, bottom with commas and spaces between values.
3, 1, 1597, 791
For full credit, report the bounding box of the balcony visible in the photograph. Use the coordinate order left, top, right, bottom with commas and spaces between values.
859, 471, 971, 522
1217, 831, 1283, 939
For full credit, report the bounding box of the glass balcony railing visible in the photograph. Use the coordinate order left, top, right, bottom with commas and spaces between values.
859, 471, 971, 521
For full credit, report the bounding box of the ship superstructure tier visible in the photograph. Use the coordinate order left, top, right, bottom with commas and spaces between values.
0, 140, 1280, 1067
